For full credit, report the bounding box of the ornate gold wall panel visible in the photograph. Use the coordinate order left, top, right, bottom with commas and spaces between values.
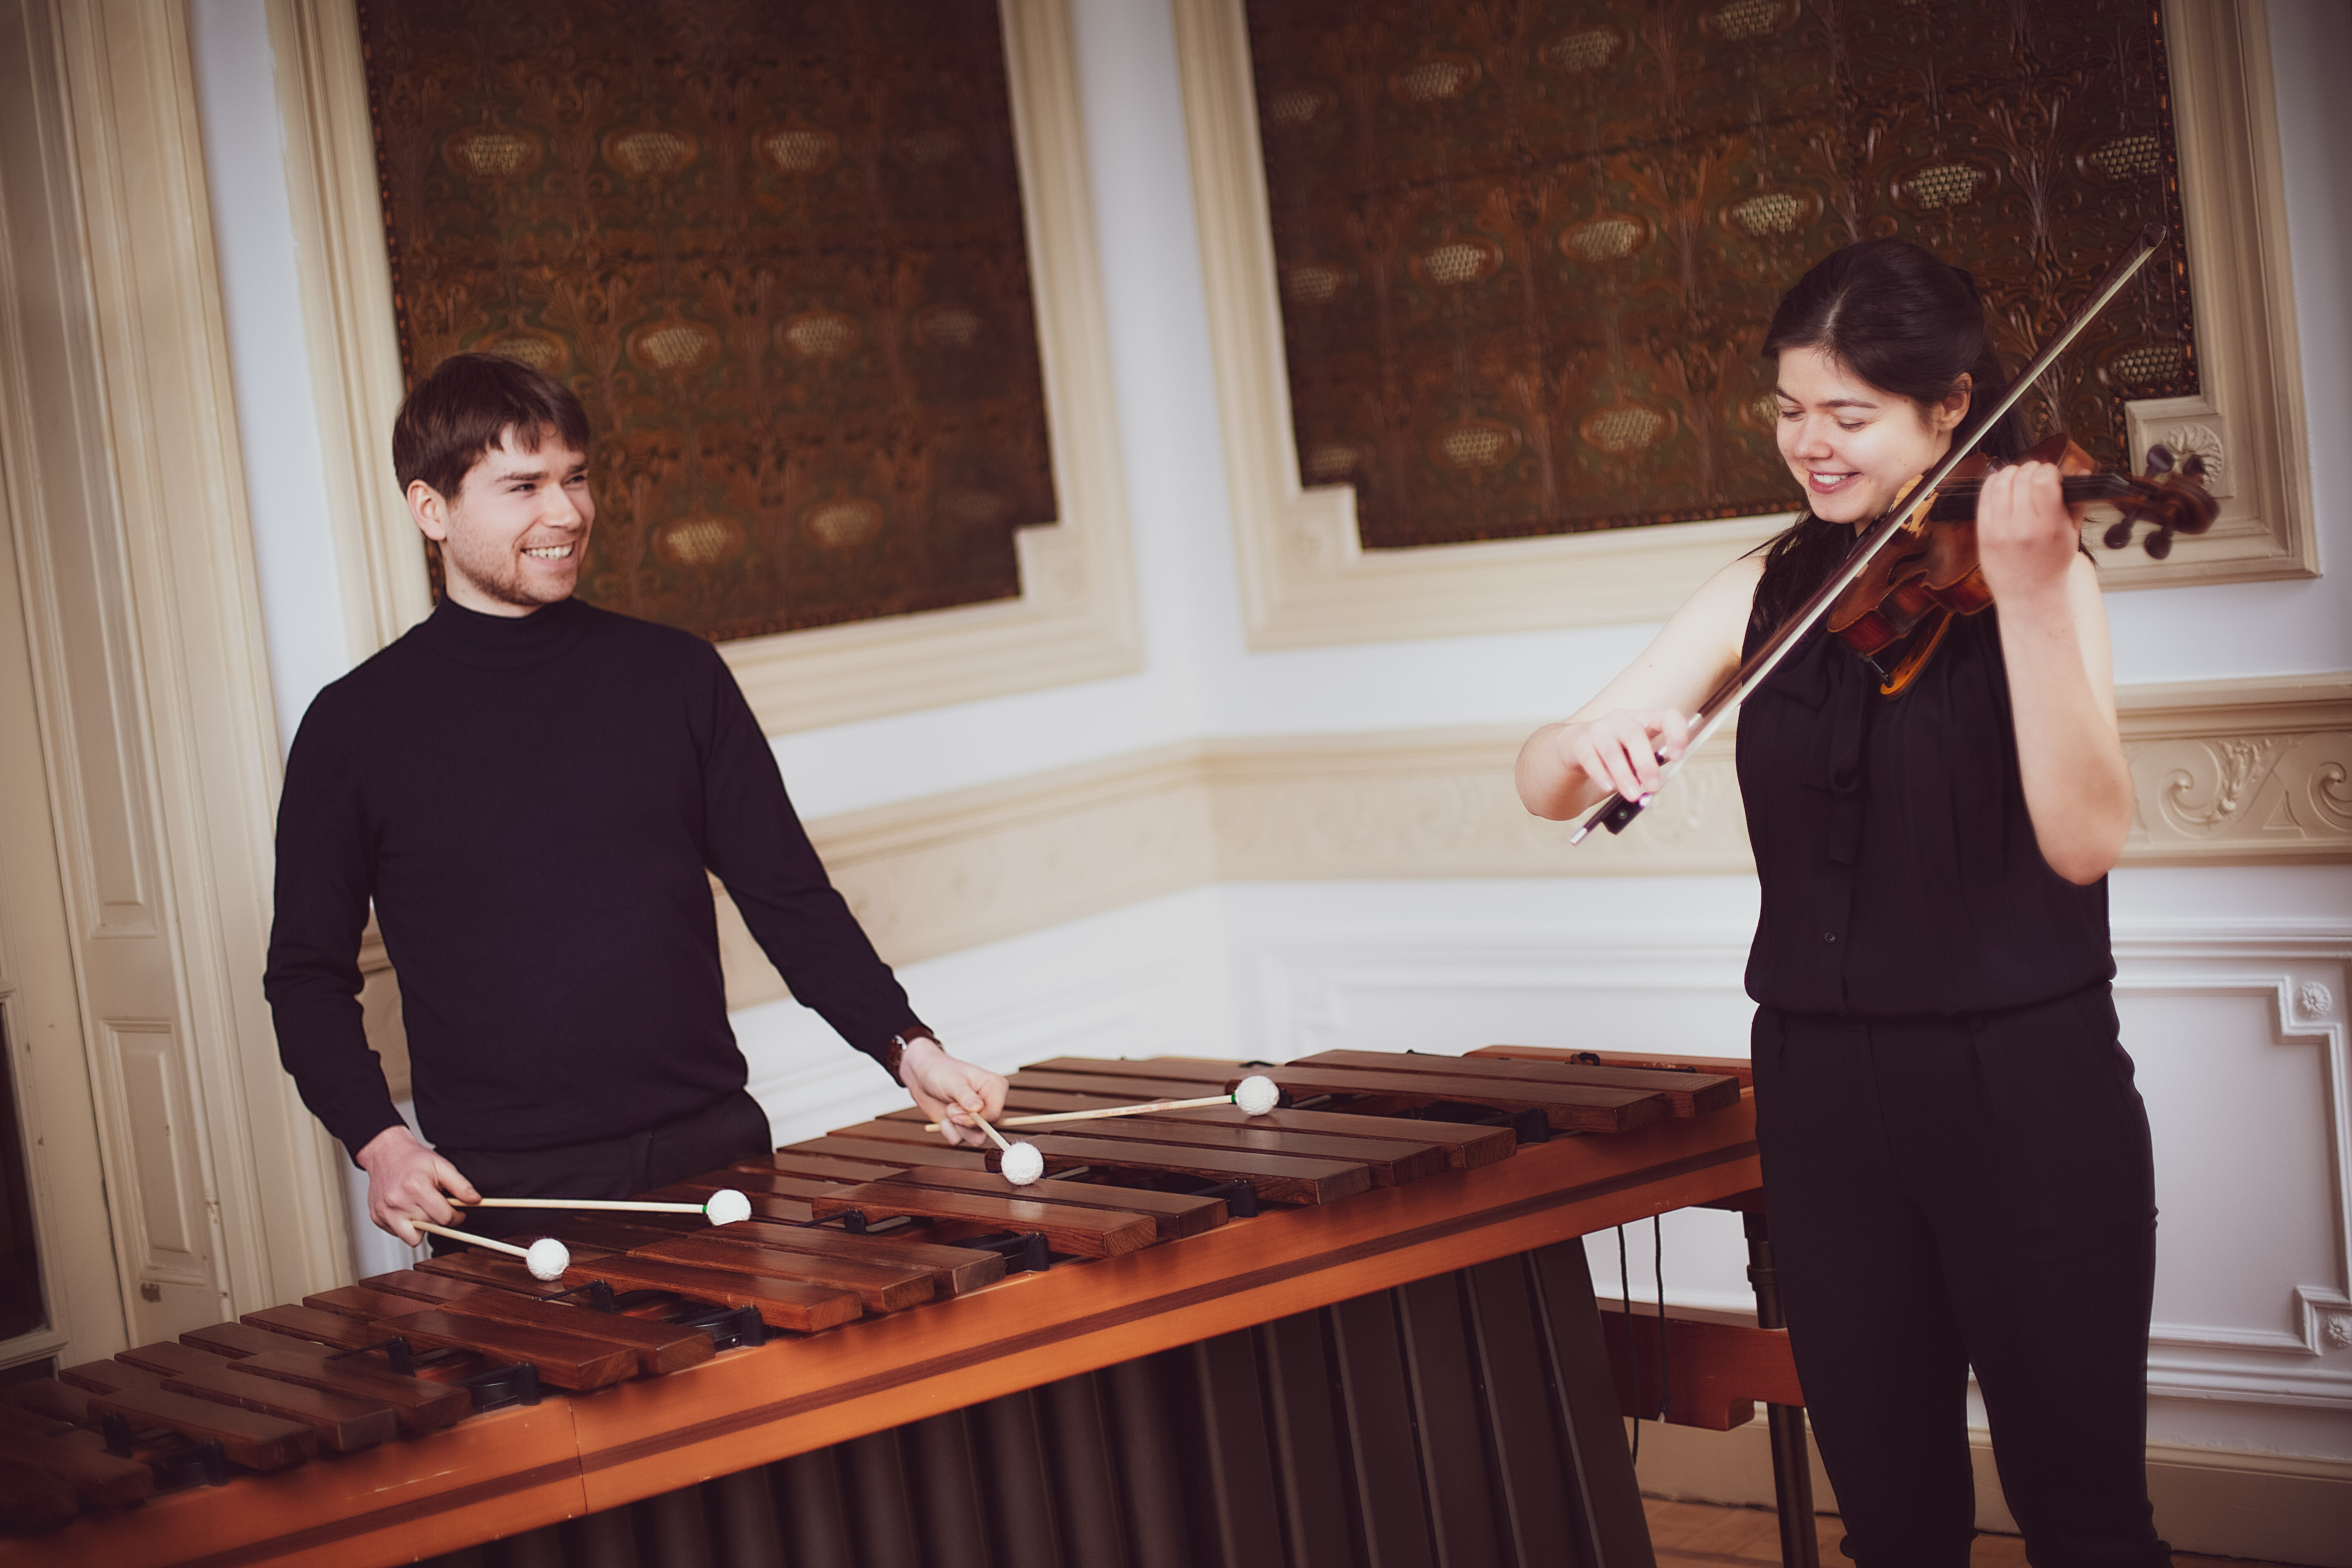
1181, 0, 2313, 649
1244, 0, 2193, 550
360, 0, 1057, 641
282, 0, 1138, 735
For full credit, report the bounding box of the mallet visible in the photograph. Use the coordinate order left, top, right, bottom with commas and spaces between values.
458, 1191, 754, 1225
926, 1074, 1281, 1132
964, 1115, 1045, 1187
412, 1221, 571, 1281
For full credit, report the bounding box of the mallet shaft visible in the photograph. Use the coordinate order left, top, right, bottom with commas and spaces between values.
459, 1213, 706, 1222
412, 1220, 529, 1259
953, 1093, 1238, 1130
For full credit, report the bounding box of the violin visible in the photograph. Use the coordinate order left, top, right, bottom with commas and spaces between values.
1572, 223, 2189, 844
1828, 432, 2217, 696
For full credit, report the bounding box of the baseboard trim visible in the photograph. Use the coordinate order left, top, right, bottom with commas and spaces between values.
1633, 1416, 2352, 1566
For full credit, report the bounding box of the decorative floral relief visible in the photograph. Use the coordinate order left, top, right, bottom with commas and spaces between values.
708, 722, 2351, 1005
1284, 511, 1340, 568
2128, 733, 2352, 850
2314, 760, 2352, 832
1024, 536, 1088, 608
2149, 421, 2225, 494
2149, 736, 2298, 831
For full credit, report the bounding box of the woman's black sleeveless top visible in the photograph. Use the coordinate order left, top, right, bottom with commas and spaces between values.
1734, 597, 2114, 1017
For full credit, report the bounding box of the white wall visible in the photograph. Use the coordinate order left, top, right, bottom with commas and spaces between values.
189, 0, 2352, 784
189, 0, 2351, 1501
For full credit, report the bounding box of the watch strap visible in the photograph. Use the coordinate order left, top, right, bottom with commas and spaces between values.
883, 1027, 938, 1081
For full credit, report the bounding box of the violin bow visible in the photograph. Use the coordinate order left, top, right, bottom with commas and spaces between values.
1570, 223, 2167, 845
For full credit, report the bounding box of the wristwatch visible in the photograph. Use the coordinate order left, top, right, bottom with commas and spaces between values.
882, 1027, 938, 1082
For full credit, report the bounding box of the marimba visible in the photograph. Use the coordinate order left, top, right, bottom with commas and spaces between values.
0, 1048, 1763, 1568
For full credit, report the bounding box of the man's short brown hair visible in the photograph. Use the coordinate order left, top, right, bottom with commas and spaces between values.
393, 353, 592, 499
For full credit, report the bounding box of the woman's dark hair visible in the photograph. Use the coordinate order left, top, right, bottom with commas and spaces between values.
393, 352, 592, 501
1747, 239, 2025, 640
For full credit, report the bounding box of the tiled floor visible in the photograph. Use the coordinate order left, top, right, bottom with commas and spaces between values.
1644, 1498, 2309, 1567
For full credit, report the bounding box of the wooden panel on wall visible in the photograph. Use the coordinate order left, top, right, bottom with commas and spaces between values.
1243, 0, 2194, 549
359, 0, 1058, 641
282, 0, 1141, 737
1182, 0, 2309, 650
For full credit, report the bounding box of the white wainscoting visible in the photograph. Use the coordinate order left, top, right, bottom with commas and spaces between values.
1191, 873, 2352, 1556
1217, 878, 2352, 1448
731, 871, 2352, 1554
2114, 923, 2352, 1419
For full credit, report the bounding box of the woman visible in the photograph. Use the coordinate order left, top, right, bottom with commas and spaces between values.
1516, 240, 2168, 1566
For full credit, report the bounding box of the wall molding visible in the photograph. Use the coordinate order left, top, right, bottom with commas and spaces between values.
264, 0, 425, 663
2119, 674, 2352, 862
0, 0, 350, 1349
1172, 0, 2316, 651
1265, 916, 2352, 1420
0, 178, 123, 1368
693, 674, 2352, 1010
2102, 0, 2318, 592
273, 0, 1141, 733
1298, 910, 2351, 1561
2120, 967, 2350, 1408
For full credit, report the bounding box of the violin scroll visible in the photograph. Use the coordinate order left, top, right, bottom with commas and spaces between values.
1823, 431, 2218, 700
2098, 443, 2214, 561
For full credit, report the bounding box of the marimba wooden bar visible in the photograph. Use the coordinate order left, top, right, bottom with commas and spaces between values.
0, 1051, 1762, 1566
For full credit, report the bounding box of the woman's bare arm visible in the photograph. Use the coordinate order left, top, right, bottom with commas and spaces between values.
1977, 463, 2132, 883
1517, 554, 1762, 821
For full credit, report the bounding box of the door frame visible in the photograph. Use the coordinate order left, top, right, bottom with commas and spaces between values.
0, 0, 350, 1360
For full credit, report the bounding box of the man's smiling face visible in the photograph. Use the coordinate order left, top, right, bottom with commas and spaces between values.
410, 428, 594, 615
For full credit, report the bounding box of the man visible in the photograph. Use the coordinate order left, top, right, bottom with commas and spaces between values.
266, 353, 1006, 1246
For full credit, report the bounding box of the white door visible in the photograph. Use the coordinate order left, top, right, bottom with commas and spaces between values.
0, 444, 128, 1372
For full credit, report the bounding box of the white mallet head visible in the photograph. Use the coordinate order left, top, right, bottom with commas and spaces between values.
703, 1188, 753, 1226
525, 1237, 571, 1282
999, 1141, 1045, 1187
1234, 1074, 1281, 1116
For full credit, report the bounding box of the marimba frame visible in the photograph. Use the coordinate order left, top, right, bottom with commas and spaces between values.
3, 1081, 1759, 1568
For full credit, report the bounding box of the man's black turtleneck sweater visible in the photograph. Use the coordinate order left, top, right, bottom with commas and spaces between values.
265, 596, 922, 1158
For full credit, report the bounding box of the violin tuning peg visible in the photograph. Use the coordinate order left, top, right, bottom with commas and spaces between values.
2181, 452, 2208, 479
2143, 528, 2174, 561
2143, 444, 2176, 477
2102, 519, 2136, 551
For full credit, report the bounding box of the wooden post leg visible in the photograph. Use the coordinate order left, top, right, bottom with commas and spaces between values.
1743, 1209, 1820, 1568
